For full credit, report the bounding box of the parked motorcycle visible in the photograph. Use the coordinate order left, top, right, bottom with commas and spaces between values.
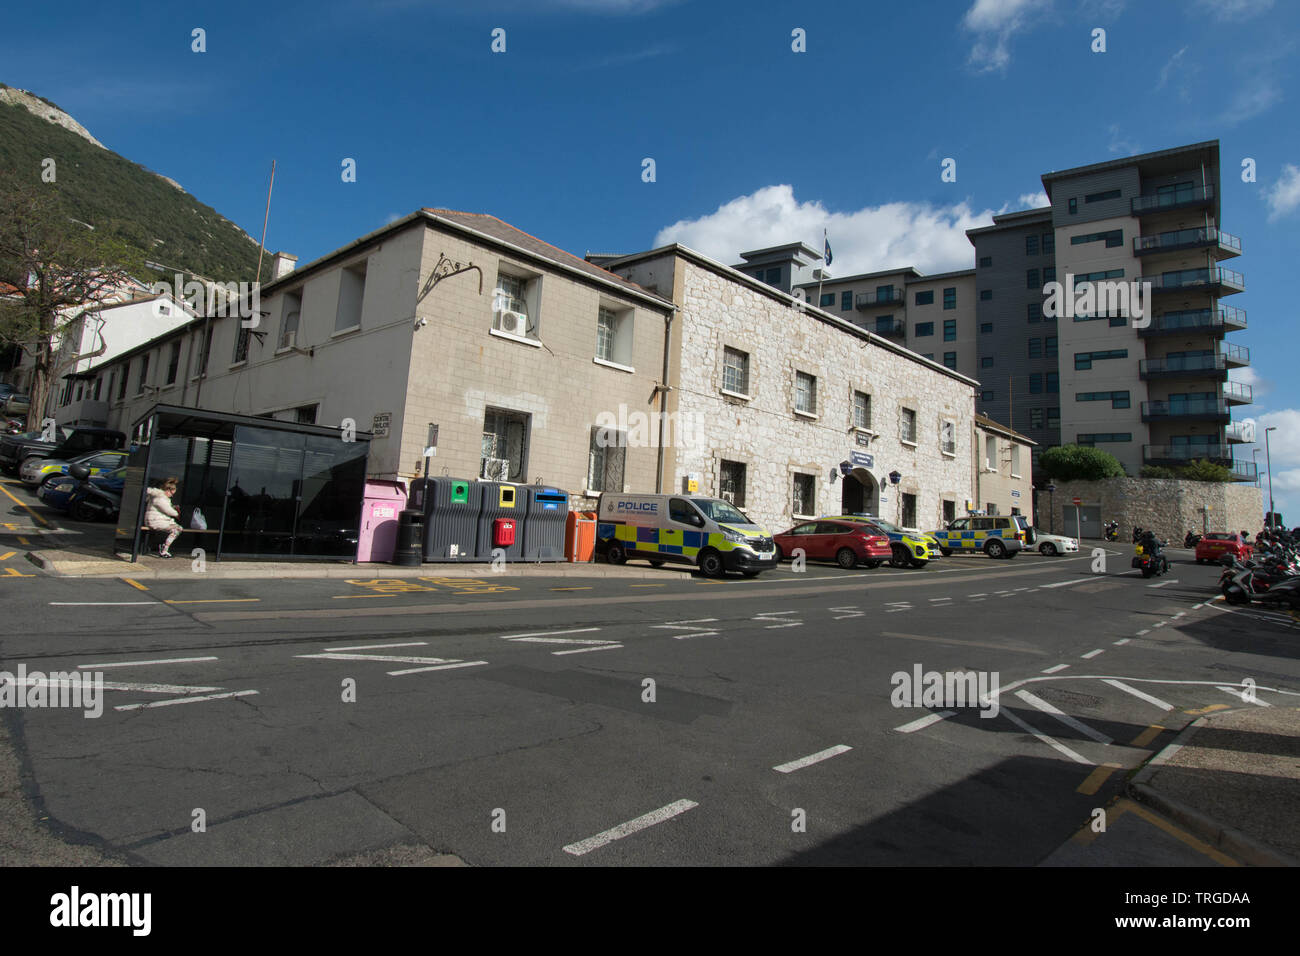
67, 463, 122, 522
1219, 555, 1300, 609
1104, 521, 1119, 542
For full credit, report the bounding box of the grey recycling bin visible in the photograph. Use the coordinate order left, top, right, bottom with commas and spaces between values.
523, 486, 569, 561
419, 477, 484, 562
475, 481, 525, 560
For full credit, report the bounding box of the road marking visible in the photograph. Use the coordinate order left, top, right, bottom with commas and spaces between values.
671, 631, 718, 640
1185, 703, 1231, 716
0, 483, 47, 526
830, 606, 863, 620
333, 594, 389, 599
882, 631, 1045, 655
1135, 629, 1150, 635
164, 598, 261, 605
1112, 638, 1130, 645
499, 627, 602, 640
1116, 798, 1240, 867
1103, 679, 1174, 711
78, 656, 218, 670
551, 587, 593, 591
115, 690, 259, 711
121, 578, 149, 592
1014, 690, 1112, 744
2, 568, 34, 577
968, 593, 988, 598
894, 711, 956, 733
1217, 685, 1271, 706
563, 799, 698, 856
49, 601, 158, 606
1151, 622, 1165, 628
1147, 580, 1179, 589
1172, 611, 1186, 618
1080, 649, 1104, 659
552, 644, 624, 656
661, 618, 718, 625
999, 708, 1091, 764
506, 636, 615, 645
928, 597, 953, 603
387, 661, 489, 675
1014, 587, 1031, 591
327, 641, 427, 651
753, 610, 798, 617
1042, 664, 1070, 674
300, 652, 466, 665
1076, 764, 1121, 795
994, 590, 1013, 596
629, 584, 665, 588
17, 536, 29, 545
0, 551, 13, 561
1129, 725, 1164, 748
772, 744, 853, 774
0, 677, 222, 695
764, 622, 803, 629
1040, 578, 1089, 589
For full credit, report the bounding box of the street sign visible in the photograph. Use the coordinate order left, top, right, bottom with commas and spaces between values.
1072, 496, 1082, 505
849, 451, 874, 468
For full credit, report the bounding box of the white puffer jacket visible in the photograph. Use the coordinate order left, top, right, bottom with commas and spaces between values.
144, 487, 180, 529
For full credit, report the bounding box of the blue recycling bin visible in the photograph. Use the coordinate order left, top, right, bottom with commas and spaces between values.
523, 486, 569, 562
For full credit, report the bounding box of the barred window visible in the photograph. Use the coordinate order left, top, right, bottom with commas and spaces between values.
587, 425, 626, 492
900, 407, 917, 443
792, 473, 816, 517
719, 460, 746, 508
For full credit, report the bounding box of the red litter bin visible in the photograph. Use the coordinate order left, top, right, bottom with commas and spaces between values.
493, 517, 516, 548
565, 511, 596, 563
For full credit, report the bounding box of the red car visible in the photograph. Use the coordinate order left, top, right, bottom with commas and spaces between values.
774, 519, 892, 569
1195, 532, 1252, 564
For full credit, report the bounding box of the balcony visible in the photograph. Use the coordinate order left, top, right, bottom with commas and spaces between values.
856, 289, 905, 309
1223, 380, 1253, 405
1141, 266, 1244, 296
1141, 399, 1229, 422
1131, 183, 1214, 215
871, 317, 906, 337
1138, 354, 1227, 380
1138, 306, 1247, 337
1133, 226, 1241, 259
1223, 342, 1250, 367
1142, 444, 1257, 482
1225, 421, 1255, 444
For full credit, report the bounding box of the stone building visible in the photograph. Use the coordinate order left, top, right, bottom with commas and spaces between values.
972, 414, 1035, 519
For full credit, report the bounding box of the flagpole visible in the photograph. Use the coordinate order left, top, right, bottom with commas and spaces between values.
817, 228, 828, 306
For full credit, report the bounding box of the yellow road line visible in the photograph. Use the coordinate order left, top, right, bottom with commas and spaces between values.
164, 598, 261, 605
0, 483, 48, 526
551, 587, 593, 591
2, 567, 34, 577
17, 536, 29, 546
332, 594, 390, 599
630, 583, 666, 588
1185, 703, 1231, 716
1076, 764, 1121, 796
0, 551, 14, 561
1118, 798, 1240, 867
122, 578, 149, 592
1129, 725, 1164, 748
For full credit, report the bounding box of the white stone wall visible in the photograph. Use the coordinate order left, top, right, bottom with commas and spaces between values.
1050, 476, 1263, 539
667, 257, 976, 533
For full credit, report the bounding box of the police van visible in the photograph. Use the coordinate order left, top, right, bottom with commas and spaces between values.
927, 514, 1027, 559
596, 493, 779, 577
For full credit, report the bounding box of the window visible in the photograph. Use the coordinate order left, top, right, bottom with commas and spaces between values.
943, 499, 956, 523
1042, 232, 1055, 254
233, 326, 251, 364
1027, 303, 1042, 323
722, 347, 749, 395
1043, 266, 1056, 284
1047, 407, 1060, 429
719, 460, 746, 507
981, 390, 994, 402
981, 356, 994, 368
1071, 229, 1123, 247
1026, 235, 1039, 256
93, 377, 102, 401
940, 420, 956, 456
482, 407, 529, 482
1030, 373, 1043, 393
118, 364, 129, 400
985, 435, 998, 470
279, 292, 302, 350
875, 316, 895, 333
492, 270, 538, 340
166, 342, 180, 385
980, 289, 993, 301
943, 319, 956, 341
915, 290, 934, 305
136, 354, 150, 394
1077, 433, 1132, 444
335, 260, 367, 333
794, 371, 817, 415
1076, 390, 1131, 408
980, 322, 993, 334
840, 291, 853, 311
987, 502, 999, 516
901, 493, 917, 529
1027, 268, 1039, 289
853, 391, 871, 430
1046, 371, 1059, 393
1028, 338, 1042, 359
1074, 349, 1128, 370
595, 305, 633, 366
900, 407, 917, 444
979, 256, 992, 268
1068, 198, 1078, 214
1029, 408, 1044, 429
1085, 189, 1121, 203
588, 424, 626, 492
764, 267, 781, 285
943, 287, 956, 310
1044, 335, 1057, 358
915, 321, 934, 337
194, 327, 212, 377
792, 473, 816, 517
1011, 445, 1021, 477
922, 353, 935, 360
944, 352, 957, 369
1074, 269, 1125, 283
820, 293, 835, 307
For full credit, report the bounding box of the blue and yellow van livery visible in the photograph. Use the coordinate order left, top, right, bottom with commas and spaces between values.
823, 514, 939, 568
927, 515, 1024, 559
597, 494, 778, 578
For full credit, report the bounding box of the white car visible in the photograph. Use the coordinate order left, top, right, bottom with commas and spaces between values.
1033, 530, 1079, 556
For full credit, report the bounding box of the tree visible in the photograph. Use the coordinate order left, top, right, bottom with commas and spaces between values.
1140, 465, 1178, 479
1179, 458, 1234, 483
0, 170, 140, 425
1038, 444, 1126, 482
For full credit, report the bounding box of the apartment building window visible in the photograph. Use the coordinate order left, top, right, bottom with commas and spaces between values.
978, 256, 992, 268
587, 425, 626, 493
596, 307, 615, 361
294, 404, 318, 425
1027, 268, 1039, 289
916, 321, 934, 337
1074, 349, 1127, 370
980, 356, 994, 369
840, 291, 853, 311
279, 292, 302, 350
1078, 433, 1132, 444
901, 493, 917, 529
875, 316, 895, 334
794, 371, 817, 415
1045, 336, 1057, 358
944, 352, 957, 369
1085, 189, 1121, 203
482, 408, 529, 482
900, 407, 917, 444
233, 326, 251, 364
118, 364, 129, 400
1028, 338, 1042, 359
1029, 408, 1044, 429
980, 322, 993, 334
1077, 390, 1131, 409
915, 290, 934, 306
492, 270, 539, 340
166, 342, 180, 385
719, 460, 746, 508
595, 306, 633, 367
981, 390, 994, 402
1030, 373, 1043, 394
980, 290, 992, 301
1068, 198, 1078, 214
1046, 372, 1059, 392
1042, 232, 1055, 254
943, 319, 956, 341
136, 354, 150, 394
1028, 303, 1042, 323
1071, 229, 1123, 247
853, 391, 871, 430
335, 260, 367, 333
922, 353, 934, 360
722, 347, 750, 395
1026, 235, 1039, 256
1043, 266, 1056, 284
764, 267, 781, 285
940, 420, 956, 456
820, 293, 835, 307
943, 287, 956, 310
1075, 269, 1125, 283
985, 435, 998, 470
792, 473, 816, 517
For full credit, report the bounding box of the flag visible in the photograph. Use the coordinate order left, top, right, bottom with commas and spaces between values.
823, 231, 832, 265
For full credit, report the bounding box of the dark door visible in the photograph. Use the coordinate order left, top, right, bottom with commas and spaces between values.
841, 475, 864, 514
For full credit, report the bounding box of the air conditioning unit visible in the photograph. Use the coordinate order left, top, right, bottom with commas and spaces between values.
279, 330, 296, 350
497, 310, 528, 336
481, 457, 509, 480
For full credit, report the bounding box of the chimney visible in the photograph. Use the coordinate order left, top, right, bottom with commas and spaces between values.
270, 252, 298, 280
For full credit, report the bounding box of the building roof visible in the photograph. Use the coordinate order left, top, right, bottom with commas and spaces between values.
975, 413, 1036, 445
792, 266, 924, 288
1041, 140, 1219, 189
733, 241, 823, 265
965, 207, 1052, 238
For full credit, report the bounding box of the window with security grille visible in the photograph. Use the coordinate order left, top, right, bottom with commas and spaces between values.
853, 391, 871, 429
493, 271, 537, 339
795, 371, 817, 414
792, 473, 816, 517
902, 493, 917, 528
940, 420, 956, 455
900, 407, 917, 443
722, 347, 749, 395
137, 354, 150, 394
482, 407, 529, 481
719, 460, 746, 507
233, 326, 251, 364
587, 425, 626, 492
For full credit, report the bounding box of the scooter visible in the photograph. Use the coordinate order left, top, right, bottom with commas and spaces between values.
1104, 521, 1119, 542
67, 463, 122, 522
1219, 556, 1300, 609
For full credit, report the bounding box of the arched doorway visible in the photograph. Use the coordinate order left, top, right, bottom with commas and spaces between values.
841, 468, 879, 516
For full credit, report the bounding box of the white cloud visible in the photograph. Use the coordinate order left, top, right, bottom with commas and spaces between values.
653, 184, 1002, 277
1191, 0, 1274, 21
1264, 164, 1300, 221
960, 0, 1052, 73
1229, 365, 1268, 397
1077, 0, 1125, 17
1250, 409, 1300, 468
1222, 78, 1283, 125
1107, 124, 1142, 156
1018, 191, 1050, 209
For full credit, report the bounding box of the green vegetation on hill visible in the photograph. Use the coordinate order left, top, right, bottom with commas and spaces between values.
0, 95, 265, 284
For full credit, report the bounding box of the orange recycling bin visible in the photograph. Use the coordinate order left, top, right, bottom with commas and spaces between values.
565, 511, 597, 562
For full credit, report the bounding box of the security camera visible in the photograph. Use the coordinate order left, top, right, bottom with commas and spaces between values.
414, 316, 428, 330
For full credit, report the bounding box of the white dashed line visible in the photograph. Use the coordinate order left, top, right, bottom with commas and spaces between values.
498, 627, 602, 640
1014, 690, 1112, 744
1042, 664, 1070, 674
1102, 679, 1173, 711
1173, 611, 1186, 619
1217, 685, 1271, 706
1112, 638, 1130, 646
78, 656, 217, 669
764, 622, 803, 629
1040, 579, 1089, 589
895, 711, 956, 733
968, 593, 988, 598
551, 645, 624, 656
772, 744, 853, 774
387, 661, 490, 675
326, 642, 426, 651
563, 799, 698, 856
1081, 649, 1104, 659
1136, 629, 1151, 635
114, 690, 259, 711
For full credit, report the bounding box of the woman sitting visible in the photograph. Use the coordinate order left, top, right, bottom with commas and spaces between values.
144, 477, 183, 558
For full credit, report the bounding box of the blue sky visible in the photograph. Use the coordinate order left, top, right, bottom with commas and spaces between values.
4, 0, 1298, 521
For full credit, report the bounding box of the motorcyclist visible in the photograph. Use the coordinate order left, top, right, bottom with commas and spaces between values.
1138, 529, 1169, 571
1132, 525, 1143, 543
1184, 529, 1197, 548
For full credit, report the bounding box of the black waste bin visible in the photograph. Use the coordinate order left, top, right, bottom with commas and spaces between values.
392, 508, 424, 566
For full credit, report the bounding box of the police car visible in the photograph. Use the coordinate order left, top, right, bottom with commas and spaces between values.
927, 515, 1026, 559
596, 493, 779, 578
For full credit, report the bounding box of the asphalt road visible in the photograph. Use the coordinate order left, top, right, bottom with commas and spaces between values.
4, 531, 1298, 867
